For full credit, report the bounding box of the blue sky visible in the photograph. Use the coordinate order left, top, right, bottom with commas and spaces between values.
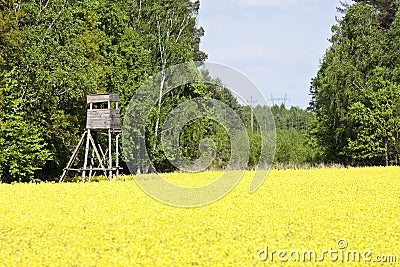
197, 0, 343, 108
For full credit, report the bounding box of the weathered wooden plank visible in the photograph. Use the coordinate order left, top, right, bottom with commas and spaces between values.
87, 118, 119, 122
87, 109, 119, 114
87, 93, 120, 103
87, 109, 119, 115
86, 109, 120, 130
86, 122, 120, 130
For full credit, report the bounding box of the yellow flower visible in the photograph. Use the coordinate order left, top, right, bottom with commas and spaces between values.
0, 167, 399, 266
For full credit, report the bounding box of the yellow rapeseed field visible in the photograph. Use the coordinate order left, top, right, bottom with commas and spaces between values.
1, 167, 399, 266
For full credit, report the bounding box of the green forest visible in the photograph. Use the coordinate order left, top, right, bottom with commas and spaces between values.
310, 0, 400, 166
0, 0, 399, 182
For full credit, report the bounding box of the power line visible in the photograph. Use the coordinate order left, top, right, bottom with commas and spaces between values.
246, 96, 257, 133
269, 93, 290, 106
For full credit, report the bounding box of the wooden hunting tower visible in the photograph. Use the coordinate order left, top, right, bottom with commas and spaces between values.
59, 93, 121, 182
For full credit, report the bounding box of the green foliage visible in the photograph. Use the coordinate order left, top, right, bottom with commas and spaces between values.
0, 69, 51, 182
274, 129, 314, 165
310, 1, 400, 166
346, 67, 400, 165
353, 0, 398, 29
0, 0, 210, 181
129, 0, 209, 171
270, 105, 315, 165
3, 0, 322, 179
245, 104, 316, 166
270, 104, 311, 132
0, 115, 51, 183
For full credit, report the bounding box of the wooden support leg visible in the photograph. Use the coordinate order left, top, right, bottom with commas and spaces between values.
89, 148, 95, 182
116, 132, 119, 181
98, 144, 106, 163
82, 129, 91, 183
59, 131, 87, 183
88, 132, 108, 181
109, 129, 113, 181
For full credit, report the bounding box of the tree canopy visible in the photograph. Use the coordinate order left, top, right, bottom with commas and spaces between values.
310, 0, 400, 166
0, 0, 215, 182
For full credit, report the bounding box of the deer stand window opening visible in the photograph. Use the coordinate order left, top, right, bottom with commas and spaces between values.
59, 94, 121, 183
